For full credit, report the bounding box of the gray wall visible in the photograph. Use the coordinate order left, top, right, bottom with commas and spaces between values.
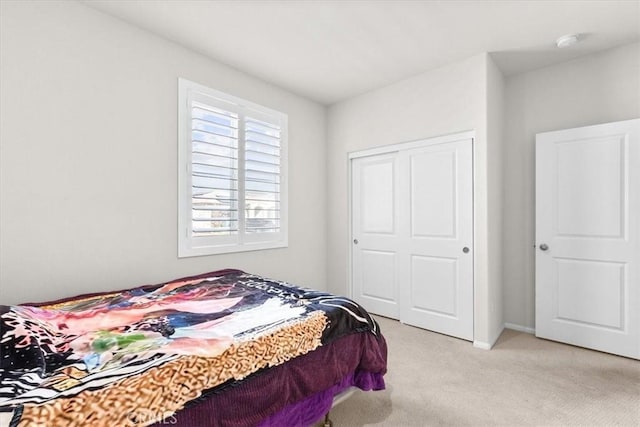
0, 1, 327, 305
502, 42, 640, 330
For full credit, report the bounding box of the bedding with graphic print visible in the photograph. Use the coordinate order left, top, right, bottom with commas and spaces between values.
0, 269, 385, 426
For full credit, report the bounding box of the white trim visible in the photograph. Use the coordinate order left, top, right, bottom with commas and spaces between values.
504, 322, 535, 335
178, 78, 288, 258
472, 340, 492, 350
348, 130, 475, 160
347, 154, 354, 300
179, 241, 288, 257
347, 130, 475, 339
179, 78, 286, 119
473, 324, 505, 350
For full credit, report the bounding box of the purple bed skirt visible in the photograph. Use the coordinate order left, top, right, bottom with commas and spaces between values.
258, 370, 385, 427
155, 331, 387, 427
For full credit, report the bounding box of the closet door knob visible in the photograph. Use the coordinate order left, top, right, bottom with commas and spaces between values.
539, 244, 549, 251
353, 239, 359, 245
462, 247, 470, 253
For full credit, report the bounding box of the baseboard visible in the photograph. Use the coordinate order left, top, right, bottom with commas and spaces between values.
463, 323, 536, 350
472, 340, 492, 350
473, 324, 505, 350
504, 322, 535, 335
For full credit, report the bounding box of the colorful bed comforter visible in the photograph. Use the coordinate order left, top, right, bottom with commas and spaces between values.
0, 269, 383, 426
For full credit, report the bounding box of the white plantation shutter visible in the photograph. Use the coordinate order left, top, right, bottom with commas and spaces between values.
244, 118, 281, 234
178, 79, 288, 257
191, 103, 239, 236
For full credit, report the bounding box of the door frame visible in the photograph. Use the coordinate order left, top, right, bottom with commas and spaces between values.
347, 130, 475, 334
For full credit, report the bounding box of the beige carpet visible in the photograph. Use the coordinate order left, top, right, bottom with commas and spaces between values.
322, 316, 640, 426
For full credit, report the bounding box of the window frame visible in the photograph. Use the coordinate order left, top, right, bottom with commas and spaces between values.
178, 78, 288, 257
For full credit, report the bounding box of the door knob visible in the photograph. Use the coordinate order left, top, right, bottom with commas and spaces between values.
353, 239, 359, 245
539, 243, 549, 251
462, 247, 470, 253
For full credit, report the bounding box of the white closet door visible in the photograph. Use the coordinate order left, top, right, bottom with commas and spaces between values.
351, 153, 401, 319
399, 140, 474, 340
351, 136, 474, 341
536, 119, 640, 359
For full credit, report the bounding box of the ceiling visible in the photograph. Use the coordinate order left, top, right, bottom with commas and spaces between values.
83, 0, 640, 105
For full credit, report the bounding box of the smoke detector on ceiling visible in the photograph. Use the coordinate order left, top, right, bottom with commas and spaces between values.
556, 34, 580, 48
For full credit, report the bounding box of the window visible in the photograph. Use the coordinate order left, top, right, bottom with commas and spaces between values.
178, 78, 288, 257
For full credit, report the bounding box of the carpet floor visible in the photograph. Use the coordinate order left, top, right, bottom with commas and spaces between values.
323, 315, 640, 426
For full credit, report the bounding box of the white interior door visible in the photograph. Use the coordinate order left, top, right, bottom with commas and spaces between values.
399, 140, 474, 340
536, 119, 640, 359
351, 135, 474, 341
352, 153, 401, 319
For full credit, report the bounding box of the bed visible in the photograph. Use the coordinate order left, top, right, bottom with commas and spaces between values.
0, 269, 387, 426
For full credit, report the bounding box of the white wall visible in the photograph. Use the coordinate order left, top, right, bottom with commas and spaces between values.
503, 42, 640, 330
327, 53, 502, 346
486, 55, 505, 344
0, 0, 327, 305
